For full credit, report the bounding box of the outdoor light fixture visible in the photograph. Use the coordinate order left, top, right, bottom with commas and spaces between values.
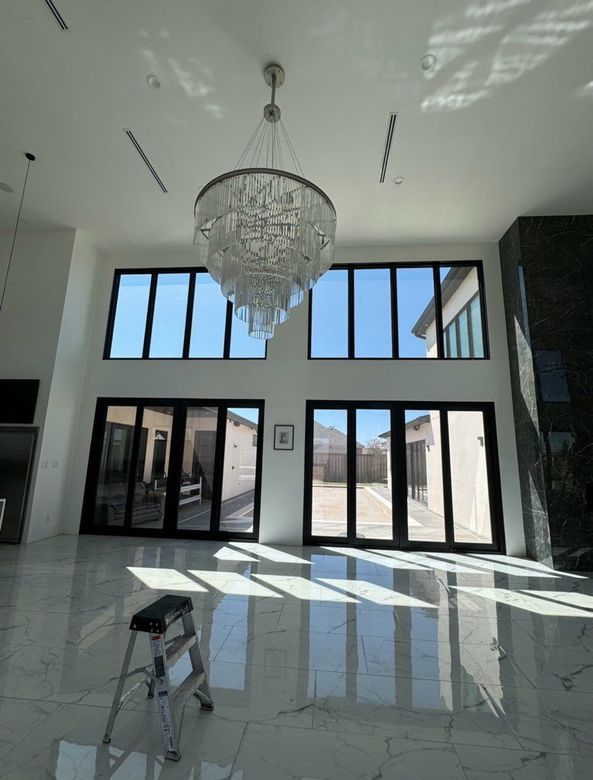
193, 64, 337, 340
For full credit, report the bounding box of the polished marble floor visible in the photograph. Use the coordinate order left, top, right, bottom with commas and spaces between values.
1, 536, 593, 778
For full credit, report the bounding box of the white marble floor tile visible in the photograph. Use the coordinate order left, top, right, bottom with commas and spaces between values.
0, 702, 244, 779
313, 671, 522, 748
488, 686, 593, 755
230, 723, 466, 779
0, 699, 58, 760
361, 635, 534, 688
512, 645, 593, 692
215, 626, 368, 673
513, 614, 593, 652
454, 744, 590, 779
1, 535, 591, 778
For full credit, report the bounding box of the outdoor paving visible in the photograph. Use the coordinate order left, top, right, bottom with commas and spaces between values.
312, 484, 489, 543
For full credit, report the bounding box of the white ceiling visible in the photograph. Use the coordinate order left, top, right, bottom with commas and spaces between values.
0, 0, 592, 252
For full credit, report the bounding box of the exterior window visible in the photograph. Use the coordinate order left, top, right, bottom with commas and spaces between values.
219, 408, 261, 533
82, 399, 264, 539
149, 274, 190, 358
189, 273, 227, 358
397, 267, 435, 358
310, 269, 349, 357
354, 268, 392, 358
309, 262, 488, 359
441, 267, 486, 359
109, 274, 151, 358
305, 401, 502, 550
105, 269, 266, 360
230, 317, 266, 358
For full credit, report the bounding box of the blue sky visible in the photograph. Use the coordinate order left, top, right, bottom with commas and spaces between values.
311, 267, 437, 359
110, 272, 264, 358
315, 408, 431, 445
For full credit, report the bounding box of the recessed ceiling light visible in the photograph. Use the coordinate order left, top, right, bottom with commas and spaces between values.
146, 74, 161, 89
0, 182, 14, 193
420, 53, 437, 72
393, 176, 405, 185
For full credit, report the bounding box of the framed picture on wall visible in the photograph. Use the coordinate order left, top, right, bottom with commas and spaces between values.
274, 424, 294, 451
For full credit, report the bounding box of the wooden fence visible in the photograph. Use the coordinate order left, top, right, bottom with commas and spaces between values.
313, 452, 388, 484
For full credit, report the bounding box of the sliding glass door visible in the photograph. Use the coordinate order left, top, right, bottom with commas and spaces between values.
304, 401, 503, 551
82, 398, 264, 539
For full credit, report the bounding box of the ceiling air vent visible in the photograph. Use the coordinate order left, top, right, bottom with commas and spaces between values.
379, 112, 398, 183
123, 129, 168, 193
43, 0, 68, 30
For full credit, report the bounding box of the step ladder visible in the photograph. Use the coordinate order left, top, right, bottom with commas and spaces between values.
103, 594, 213, 762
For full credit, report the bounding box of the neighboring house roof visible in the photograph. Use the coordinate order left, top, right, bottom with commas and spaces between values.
411, 265, 473, 338
379, 413, 431, 439
313, 420, 363, 450
143, 405, 258, 430
227, 410, 259, 430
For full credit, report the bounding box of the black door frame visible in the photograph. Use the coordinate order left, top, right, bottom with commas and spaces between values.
80, 397, 265, 541
303, 400, 505, 553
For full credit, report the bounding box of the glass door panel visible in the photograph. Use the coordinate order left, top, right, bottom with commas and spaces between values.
355, 409, 392, 540
131, 406, 174, 529
311, 409, 348, 537
305, 402, 500, 550
448, 410, 493, 544
405, 410, 446, 543
176, 406, 219, 531
85, 399, 263, 539
219, 407, 261, 533
93, 405, 137, 527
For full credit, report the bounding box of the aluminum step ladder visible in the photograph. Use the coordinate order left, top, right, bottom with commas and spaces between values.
103, 594, 213, 762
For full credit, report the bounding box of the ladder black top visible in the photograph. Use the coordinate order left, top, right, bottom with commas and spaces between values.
130, 595, 194, 634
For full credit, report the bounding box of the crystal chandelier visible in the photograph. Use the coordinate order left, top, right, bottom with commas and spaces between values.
194, 64, 337, 339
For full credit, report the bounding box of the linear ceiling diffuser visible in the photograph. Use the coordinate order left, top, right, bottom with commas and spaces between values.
194, 64, 337, 340
43, 0, 68, 30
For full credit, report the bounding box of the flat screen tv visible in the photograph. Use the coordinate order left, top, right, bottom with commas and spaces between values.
0, 379, 39, 424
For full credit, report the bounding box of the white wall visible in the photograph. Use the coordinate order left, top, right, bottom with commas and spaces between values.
0, 229, 100, 542
62, 241, 525, 556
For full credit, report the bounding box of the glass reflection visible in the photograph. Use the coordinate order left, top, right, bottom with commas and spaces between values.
405, 410, 446, 542
219, 408, 260, 533
311, 409, 348, 537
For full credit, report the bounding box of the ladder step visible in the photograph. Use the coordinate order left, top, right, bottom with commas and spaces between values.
173, 670, 206, 706
165, 633, 197, 667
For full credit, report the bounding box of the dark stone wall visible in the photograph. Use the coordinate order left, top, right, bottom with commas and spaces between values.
499, 216, 593, 571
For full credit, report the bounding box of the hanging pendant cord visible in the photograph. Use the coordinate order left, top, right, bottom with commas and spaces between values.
0, 152, 35, 312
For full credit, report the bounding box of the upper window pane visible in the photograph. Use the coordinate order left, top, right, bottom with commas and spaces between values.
397, 267, 436, 358
110, 274, 151, 357
189, 273, 227, 358
230, 317, 266, 358
311, 269, 348, 358
354, 268, 392, 358
441, 266, 485, 358
149, 273, 190, 358
470, 295, 484, 358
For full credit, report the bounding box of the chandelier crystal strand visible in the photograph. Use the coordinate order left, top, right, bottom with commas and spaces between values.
194, 64, 336, 339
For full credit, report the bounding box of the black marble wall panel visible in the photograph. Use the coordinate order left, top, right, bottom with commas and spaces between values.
500, 216, 593, 571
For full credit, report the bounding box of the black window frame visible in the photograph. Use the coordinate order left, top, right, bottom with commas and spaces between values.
80, 396, 265, 541
303, 399, 505, 553
104, 267, 268, 360
308, 261, 490, 360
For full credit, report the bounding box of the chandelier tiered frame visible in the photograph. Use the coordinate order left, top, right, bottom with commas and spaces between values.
193, 64, 337, 340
